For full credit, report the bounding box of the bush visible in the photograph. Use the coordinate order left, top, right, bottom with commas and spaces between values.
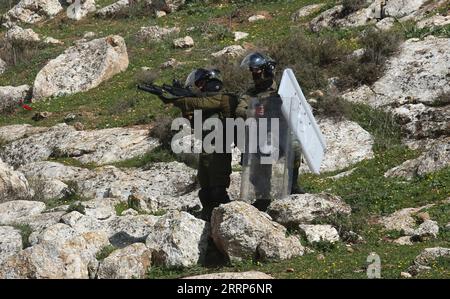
0, 39, 42, 66
210, 55, 253, 93
200, 23, 234, 41
336, 27, 403, 90
341, 0, 367, 17
267, 29, 348, 93
149, 115, 178, 150
312, 94, 353, 119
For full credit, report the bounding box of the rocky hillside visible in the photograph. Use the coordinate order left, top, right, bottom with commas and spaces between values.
0, 0, 449, 279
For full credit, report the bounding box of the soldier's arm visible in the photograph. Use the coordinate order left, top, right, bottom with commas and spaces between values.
235, 95, 250, 119
172, 96, 222, 112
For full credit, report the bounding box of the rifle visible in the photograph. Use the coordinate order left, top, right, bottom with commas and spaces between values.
137, 79, 195, 102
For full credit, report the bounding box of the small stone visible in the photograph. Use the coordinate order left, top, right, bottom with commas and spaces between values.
347, 247, 354, 253
83, 32, 96, 39
317, 254, 325, 261
73, 122, 84, 131
401, 272, 412, 278
233, 31, 249, 41
211, 45, 245, 58
43, 37, 64, 45
155, 11, 166, 18
173, 36, 194, 48
248, 15, 266, 22
160, 58, 178, 69
32, 112, 52, 121
64, 113, 77, 122
393, 236, 413, 246
415, 212, 430, 222
309, 90, 324, 98
286, 268, 295, 273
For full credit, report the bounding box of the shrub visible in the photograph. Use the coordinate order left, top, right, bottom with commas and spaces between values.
67, 202, 86, 214
268, 29, 347, 93
200, 23, 234, 41
341, 0, 367, 17
12, 224, 33, 249
336, 27, 403, 90
96, 245, 116, 261
210, 55, 253, 93
149, 115, 178, 150
0, 39, 42, 66
312, 94, 353, 119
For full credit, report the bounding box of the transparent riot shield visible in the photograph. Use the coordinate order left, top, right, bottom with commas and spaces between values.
240, 95, 294, 203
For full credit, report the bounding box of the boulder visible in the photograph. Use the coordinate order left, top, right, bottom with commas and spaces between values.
136, 25, 180, 41
300, 118, 374, 173
184, 271, 273, 279
299, 224, 340, 243
291, 3, 325, 21
211, 45, 245, 58
391, 104, 449, 140
2, 0, 63, 25
408, 247, 450, 275
66, 0, 96, 21
76, 162, 199, 212
0, 85, 31, 113
81, 199, 117, 220
0, 124, 159, 167
0, 226, 22, 264
19, 161, 91, 200
0, 230, 110, 279
145, 211, 210, 267
173, 36, 194, 48
383, 0, 429, 19
0, 200, 45, 225
95, 0, 129, 18
267, 193, 351, 227
411, 220, 439, 240
106, 214, 159, 247
0, 159, 32, 202
211, 201, 304, 263
309, 5, 344, 32
0, 124, 47, 143
5, 25, 40, 42
342, 36, 450, 108
384, 138, 450, 179
14, 211, 65, 232
379, 204, 434, 234
33, 35, 129, 100
97, 243, 152, 279
417, 15, 450, 29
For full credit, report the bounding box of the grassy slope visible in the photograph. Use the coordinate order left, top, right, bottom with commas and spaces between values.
0, 0, 449, 278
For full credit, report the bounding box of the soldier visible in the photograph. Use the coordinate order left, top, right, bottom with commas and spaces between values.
236, 52, 304, 211
159, 68, 239, 221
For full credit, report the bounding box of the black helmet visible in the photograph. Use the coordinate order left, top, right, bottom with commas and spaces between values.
240, 52, 276, 76
185, 68, 223, 92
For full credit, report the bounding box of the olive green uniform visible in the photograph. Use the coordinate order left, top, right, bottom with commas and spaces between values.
168, 92, 239, 220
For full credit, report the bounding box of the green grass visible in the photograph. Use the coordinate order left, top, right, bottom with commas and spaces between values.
114, 202, 129, 216
96, 245, 117, 261
148, 226, 449, 279
113, 146, 175, 168
11, 224, 33, 249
